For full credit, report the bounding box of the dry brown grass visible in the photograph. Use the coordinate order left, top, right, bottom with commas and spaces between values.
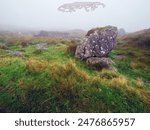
0, 33, 65, 46
130, 61, 149, 71
25, 58, 50, 72
109, 76, 129, 88
67, 43, 77, 56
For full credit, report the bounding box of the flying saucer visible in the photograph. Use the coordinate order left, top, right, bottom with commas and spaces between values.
58, 2, 105, 12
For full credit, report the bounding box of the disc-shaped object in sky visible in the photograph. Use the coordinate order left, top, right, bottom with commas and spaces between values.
58, 2, 105, 12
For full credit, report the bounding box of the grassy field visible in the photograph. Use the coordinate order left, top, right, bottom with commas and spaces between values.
0, 36, 150, 113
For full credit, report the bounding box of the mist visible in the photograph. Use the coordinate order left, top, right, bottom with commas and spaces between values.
0, 0, 150, 32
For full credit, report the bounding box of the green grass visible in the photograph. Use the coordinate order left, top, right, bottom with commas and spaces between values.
110, 44, 150, 82
0, 40, 150, 113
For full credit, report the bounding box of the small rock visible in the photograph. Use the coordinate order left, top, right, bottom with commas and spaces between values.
86, 57, 114, 70
6, 50, 22, 57
35, 43, 48, 51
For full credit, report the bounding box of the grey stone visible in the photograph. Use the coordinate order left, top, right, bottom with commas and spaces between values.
35, 43, 48, 51
75, 26, 118, 60
86, 57, 114, 70
6, 50, 22, 57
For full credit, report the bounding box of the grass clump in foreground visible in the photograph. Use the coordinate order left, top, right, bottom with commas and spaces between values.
0, 39, 150, 113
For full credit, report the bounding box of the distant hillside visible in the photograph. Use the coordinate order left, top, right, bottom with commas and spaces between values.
119, 28, 150, 48
33, 29, 86, 39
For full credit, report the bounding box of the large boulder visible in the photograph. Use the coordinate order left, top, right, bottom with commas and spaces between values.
86, 57, 114, 70
75, 26, 118, 60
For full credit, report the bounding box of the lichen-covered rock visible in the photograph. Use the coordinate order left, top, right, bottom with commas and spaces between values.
75, 26, 118, 60
86, 57, 114, 70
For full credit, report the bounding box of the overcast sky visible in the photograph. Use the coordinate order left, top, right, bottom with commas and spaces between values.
0, 0, 150, 32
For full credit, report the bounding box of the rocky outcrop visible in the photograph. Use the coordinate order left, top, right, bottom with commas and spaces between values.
75, 26, 118, 60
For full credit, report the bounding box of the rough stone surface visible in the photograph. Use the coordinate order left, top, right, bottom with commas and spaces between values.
75, 26, 118, 60
86, 57, 114, 70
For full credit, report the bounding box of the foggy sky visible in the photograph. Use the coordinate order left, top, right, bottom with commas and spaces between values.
0, 0, 150, 32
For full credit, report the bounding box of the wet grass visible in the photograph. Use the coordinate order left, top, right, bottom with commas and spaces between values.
0, 39, 150, 113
